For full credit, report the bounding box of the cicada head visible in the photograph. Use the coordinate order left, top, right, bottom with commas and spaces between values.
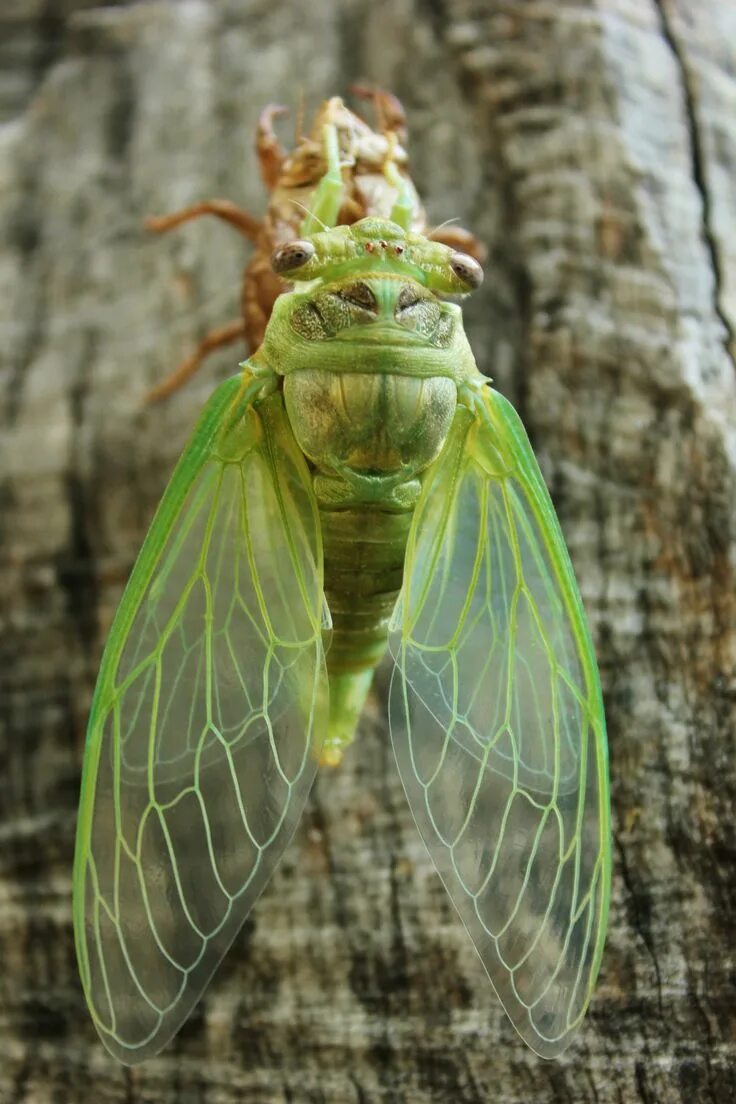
265, 219, 483, 378
271, 217, 483, 294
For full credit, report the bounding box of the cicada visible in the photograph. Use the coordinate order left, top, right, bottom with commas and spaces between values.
73, 123, 610, 1066
144, 89, 483, 401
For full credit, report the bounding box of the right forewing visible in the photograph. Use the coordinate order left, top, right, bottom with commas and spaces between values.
389, 389, 610, 1057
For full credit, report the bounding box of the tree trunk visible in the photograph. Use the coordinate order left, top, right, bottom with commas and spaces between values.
1, 1, 735, 1101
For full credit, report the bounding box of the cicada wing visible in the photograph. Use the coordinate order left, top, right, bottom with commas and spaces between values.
73, 376, 329, 1065
389, 387, 610, 1057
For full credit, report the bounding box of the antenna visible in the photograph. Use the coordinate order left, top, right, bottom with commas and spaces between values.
288, 199, 330, 233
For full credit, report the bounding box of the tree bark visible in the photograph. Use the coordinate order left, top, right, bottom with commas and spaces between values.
1, 1, 735, 1101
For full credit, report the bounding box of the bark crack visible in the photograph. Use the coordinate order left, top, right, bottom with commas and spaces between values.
613, 834, 663, 1017
653, 0, 736, 371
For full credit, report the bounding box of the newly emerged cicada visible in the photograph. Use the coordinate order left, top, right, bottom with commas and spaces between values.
73, 114, 610, 1066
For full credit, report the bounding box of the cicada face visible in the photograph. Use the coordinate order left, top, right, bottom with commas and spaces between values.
288, 275, 457, 351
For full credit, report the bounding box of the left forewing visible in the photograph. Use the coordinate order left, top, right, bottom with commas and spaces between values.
73, 378, 328, 1064
389, 385, 610, 1057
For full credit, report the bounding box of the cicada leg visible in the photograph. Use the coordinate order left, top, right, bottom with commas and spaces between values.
300, 122, 345, 235
350, 83, 408, 146
256, 103, 289, 189
144, 318, 247, 405
143, 200, 260, 401
381, 133, 414, 231
144, 199, 262, 241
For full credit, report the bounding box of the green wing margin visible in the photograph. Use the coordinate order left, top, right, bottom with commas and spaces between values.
389, 383, 610, 1057
73, 374, 328, 1065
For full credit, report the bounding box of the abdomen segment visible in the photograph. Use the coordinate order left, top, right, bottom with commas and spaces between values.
319, 497, 414, 764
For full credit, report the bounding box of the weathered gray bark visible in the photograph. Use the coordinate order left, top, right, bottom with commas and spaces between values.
1, 1, 735, 1101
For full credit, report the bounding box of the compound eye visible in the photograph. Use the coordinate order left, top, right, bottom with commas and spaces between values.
450, 251, 484, 290
396, 285, 423, 312
271, 240, 316, 274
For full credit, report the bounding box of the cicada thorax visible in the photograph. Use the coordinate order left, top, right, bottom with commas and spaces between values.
284, 367, 457, 673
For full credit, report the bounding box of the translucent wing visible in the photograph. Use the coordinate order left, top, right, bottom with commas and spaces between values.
389, 385, 610, 1057
73, 375, 328, 1064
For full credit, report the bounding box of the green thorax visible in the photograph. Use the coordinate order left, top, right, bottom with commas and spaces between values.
249, 217, 484, 505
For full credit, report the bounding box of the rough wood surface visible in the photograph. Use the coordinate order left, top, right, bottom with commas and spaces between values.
1, 1, 735, 1101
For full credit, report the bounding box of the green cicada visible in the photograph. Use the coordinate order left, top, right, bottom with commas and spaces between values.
73, 133, 610, 1065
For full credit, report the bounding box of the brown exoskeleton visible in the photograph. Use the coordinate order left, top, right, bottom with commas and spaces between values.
145, 88, 484, 402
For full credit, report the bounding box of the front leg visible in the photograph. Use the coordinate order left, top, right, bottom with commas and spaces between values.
145, 199, 262, 242
256, 103, 289, 189
145, 318, 247, 404
300, 122, 346, 235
